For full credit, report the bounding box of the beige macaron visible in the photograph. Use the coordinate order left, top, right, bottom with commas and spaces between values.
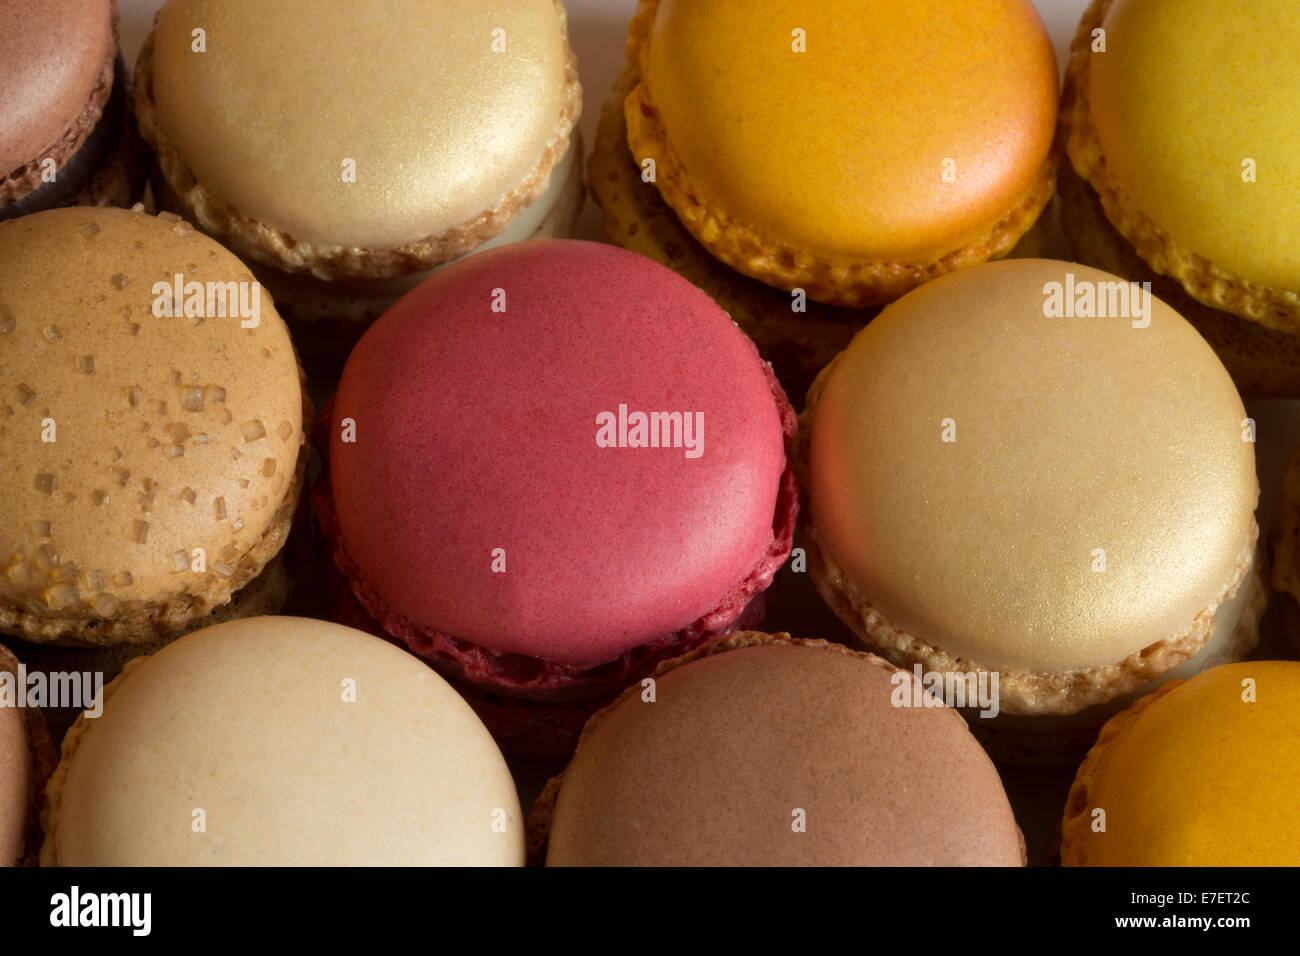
797, 259, 1263, 758
41, 616, 523, 865
0, 205, 308, 648
135, 0, 584, 325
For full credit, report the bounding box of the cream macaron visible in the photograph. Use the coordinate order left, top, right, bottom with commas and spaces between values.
135, 0, 583, 327
0, 206, 307, 658
41, 616, 523, 866
797, 259, 1263, 757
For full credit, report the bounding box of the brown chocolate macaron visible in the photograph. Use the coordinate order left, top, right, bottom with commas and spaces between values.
1, 0, 146, 221
529, 632, 1024, 866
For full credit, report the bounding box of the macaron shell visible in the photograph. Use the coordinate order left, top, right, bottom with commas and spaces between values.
635, 0, 1057, 262
544, 639, 1024, 865
1063, 661, 1300, 865
149, 0, 575, 250
0, 0, 113, 175
329, 240, 789, 668
0, 206, 302, 627
0, 683, 32, 866
807, 259, 1257, 674
43, 616, 524, 865
1058, 160, 1300, 397
1088, 0, 1300, 292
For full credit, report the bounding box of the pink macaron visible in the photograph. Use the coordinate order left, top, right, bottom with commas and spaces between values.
313, 240, 797, 754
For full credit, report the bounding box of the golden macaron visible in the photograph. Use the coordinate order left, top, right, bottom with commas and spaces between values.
797, 259, 1262, 754
135, 0, 584, 325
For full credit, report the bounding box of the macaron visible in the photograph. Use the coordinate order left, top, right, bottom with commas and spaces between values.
1, 0, 146, 220
40, 616, 523, 865
135, 0, 584, 330
591, 0, 1058, 399
314, 240, 798, 755
0, 206, 308, 654
529, 632, 1025, 866
1060, 0, 1300, 396
1061, 661, 1300, 866
1, 642, 55, 866
797, 259, 1263, 756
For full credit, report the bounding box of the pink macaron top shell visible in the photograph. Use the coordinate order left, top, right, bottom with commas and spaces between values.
328, 240, 790, 668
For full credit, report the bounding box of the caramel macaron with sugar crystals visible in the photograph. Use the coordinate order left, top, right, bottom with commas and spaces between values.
41, 617, 523, 865
797, 260, 1263, 753
1, 643, 55, 866
0, 206, 307, 650
593, 0, 1058, 398
1062, 662, 1300, 866
530, 632, 1024, 867
1, 0, 146, 221
1061, 0, 1300, 395
135, 0, 583, 328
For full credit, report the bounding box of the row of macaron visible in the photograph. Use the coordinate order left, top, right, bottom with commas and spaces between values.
4, 0, 1298, 398
2, 0, 1299, 865
5, 618, 1298, 865
2, 203, 1299, 866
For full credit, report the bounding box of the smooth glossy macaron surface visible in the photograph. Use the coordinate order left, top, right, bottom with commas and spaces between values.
1064, 661, 1300, 865
43, 617, 523, 865
150, 0, 574, 248
635, 0, 1057, 261
329, 240, 788, 667
1088, 0, 1300, 291
807, 259, 1257, 673
545, 641, 1023, 865
0, 0, 112, 174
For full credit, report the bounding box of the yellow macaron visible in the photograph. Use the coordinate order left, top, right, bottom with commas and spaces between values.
1060, 0, 1300, 394
1061, 661, 1300, 866
592, 0, 1058, 397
